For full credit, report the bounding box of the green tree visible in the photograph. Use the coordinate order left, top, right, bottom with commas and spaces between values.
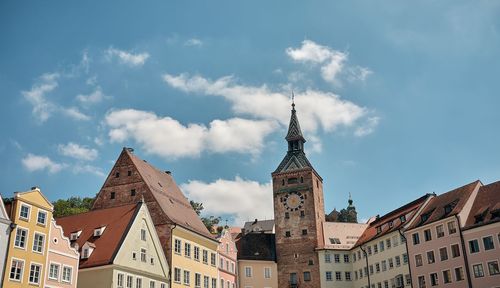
190, 200, 221, 233
190, 200, 204, 216
53, 196, 95, 218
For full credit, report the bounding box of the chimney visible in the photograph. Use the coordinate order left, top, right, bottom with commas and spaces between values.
165, 171, 171, 175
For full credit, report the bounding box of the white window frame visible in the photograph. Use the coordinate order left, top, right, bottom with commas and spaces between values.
32, 232, 46, 254
264, 267, 271, 278
472, 262, 485, 278
19, 203, 31, 221
117, 272, 125, 288
14, 226, 29, 250
141, 228, 147, 241
48, 261, 61, 281
140, 247, 147, 262
174, 267, 181, 283
174, 238, 182, 254
245, 266, 252, 277
9, 257, 24, 282
28, 262, 43, 285
62, 265, 73, 283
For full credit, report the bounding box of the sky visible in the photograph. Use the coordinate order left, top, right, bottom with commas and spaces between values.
1, 0, 500, 225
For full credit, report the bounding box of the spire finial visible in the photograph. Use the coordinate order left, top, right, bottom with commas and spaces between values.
348, 192, 353, 206
291, 91, 295, 110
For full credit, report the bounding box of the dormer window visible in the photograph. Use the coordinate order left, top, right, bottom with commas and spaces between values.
329, 238, 341, 244
388, 221, 394, 228
70, 230, 82, 241
400, 215, 406, 223
82, 248, 90, 259
444, 199, 459, 215
421, 213, 430, 223
94, 226, 106, 237
376, 226, 382, 234
81, 242, 95, 259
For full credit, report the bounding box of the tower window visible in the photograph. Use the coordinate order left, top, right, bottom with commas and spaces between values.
300, 210, 305, 217
303, 271, 311, 281
316, 180, 319, 188
282, 179, 285, 186
131, 189, 136, 196
308, 259, 314, 265
302, 229, 308, 235
285, 212, 290, 219
285, 231, 291, 237
300, 177, 303, 183
288, 177, 298, 184
115, 172, 120, 178
110, 192, 115, 199
128, 170, 132, 176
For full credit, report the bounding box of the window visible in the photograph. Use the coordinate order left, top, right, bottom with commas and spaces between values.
430, 273, 438, 286
442, 270, 451, 284
388, 221, 394, 228
150, 257, 154, 265
368, 246, 372, 255
141, 229, 146, 241
436, 225, 444, 238
300, 210, 305, 217
345, 271, 351, 281
174, 268, 181, 282
204, 276, 210, 288
384, 280, 389, 288
211, 278, 217, 288
194, 246, 200, 261
137, 278, 143, 288
353, 253, 357, 262
285, 212, 289, 219
455, 267, 464, 281
473, 264, 484, 278
436, 247, 447, 261
33, 233, 45, 253
264, 267, 271, 278
110, 192, 115, 199
393, 235, 399, 246
388, 258, 394, 269
488, 261, 500, 275
185, 243, 191, 257
118, 273, 124, 287
303, 271, 311, 281
451, 243, 460, 257
9, 259, 23, 281
203, 250, 208, 263
382, 260, 387, 271
483, 236, 495, 250
469, 239, 480, 253
131, 189, 136, 196
183, 270, 190, 285
403, 253, 408, 264
370, 265, 374, 274
20, 204, 30, 220
210, 253, 216, 266
380, 240, 385, 251
335, 271, 342, 281
395, 275, 404, 287
115, 171, 120, 178
195, 273, 201, 287
37, 210, 47, 225
427, 250, 435, 264
373, 244, 378, 254
344, 254, 350, 263
62, 266, 72, 283
127, 275, 133, 288
285, 231, 291, 237
334, 254, 340, 263
400, 215, 406, 222
324, 253, 331, 263
161, 283, 166, 288
386, 238, 391, 248
405, 274, 411, 285
412, 233, 420, 245
418, 276, 425, 288
447, 221, 456, 234
14, 227, 28, 248
395, 256, 401, 266
415, 254, 423, 267
128, 170, 132, 176
49, 263, 60, 280
132, 252, 137, 260
326, 271, 332, 281
376, 263, 380, 273
424, 229, 432, 241
29, 263, 42, 284
245, 266, 252, 277
376, 226, 382, 234
150, 281, 155, 288
141, 248, 147, 262
290, 273, 298, 285
302, 229, 308, 235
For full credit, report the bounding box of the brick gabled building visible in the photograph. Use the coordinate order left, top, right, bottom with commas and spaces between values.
272, 102, 325, 287
92, 148, 219, 288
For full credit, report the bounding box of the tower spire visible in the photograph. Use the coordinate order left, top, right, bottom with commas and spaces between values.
285, 93, 305, 145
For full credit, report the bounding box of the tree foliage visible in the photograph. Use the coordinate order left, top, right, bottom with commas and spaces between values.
53, 197, 94, 218
190, 200, 204, 216
190, 200, 221, 233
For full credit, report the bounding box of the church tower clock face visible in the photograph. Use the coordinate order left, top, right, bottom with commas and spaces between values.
284, 191, 305, 211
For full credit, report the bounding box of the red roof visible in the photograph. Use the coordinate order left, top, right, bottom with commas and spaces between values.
464, 180, 500, 229
124, 149, 213, 239
409, 180, 481, 229
355, 194, 430, 247
55, 203, 139, 268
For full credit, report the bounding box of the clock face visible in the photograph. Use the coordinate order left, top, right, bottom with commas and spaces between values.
284, 192, 305, 211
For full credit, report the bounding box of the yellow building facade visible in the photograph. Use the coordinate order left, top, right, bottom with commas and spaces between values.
3, 187, 53, 287
171, 226, 219, 288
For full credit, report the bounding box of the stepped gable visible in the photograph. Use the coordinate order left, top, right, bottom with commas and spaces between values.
55, 203, 139, 269
464, 180, 500, 229
125, 149, 213, 239
236, 233, 276, 261
409, 180, 482, 229
355, 194, 430, 247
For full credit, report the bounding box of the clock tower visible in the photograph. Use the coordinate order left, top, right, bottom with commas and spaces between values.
272, 101, 325, 288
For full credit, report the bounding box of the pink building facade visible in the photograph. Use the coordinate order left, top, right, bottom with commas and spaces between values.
45, 219, 80, 288
217, 228, 238, 288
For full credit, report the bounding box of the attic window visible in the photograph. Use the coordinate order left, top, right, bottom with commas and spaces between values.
329, 238, 341, 244
376, 226, 382, 234
82, 248, 90, 259
131, 189, 136, 196
400, 215, 406, 223
444, 199, 459, 215
115, 172, 120, 178
94, 226, 106, 237
128, 170, 132, 176
421, 213, 430, 223
110, 192, 115, 199
70, 231, 82, 241
491, 209, 500, 220
388, 221, 394, 228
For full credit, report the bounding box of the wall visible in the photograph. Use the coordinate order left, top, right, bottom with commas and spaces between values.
318, 249, 353, 288
238, 259, 277, 288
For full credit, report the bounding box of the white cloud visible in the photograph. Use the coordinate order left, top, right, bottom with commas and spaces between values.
347, 66, 373, 83
163, 73, 366, 134
58, 142, 98, 161
105, 47, 150, 67
76, 87, 109, 105
181, 177, 273, 225
184, 38, 203, 47
22, 73, 59, 122
105, 109, 277, 159
354, 116, 380, 137
22, 154, 66, 173
286, 40, 348, 84
61, 107, 91, 121
73, 164, 106, 177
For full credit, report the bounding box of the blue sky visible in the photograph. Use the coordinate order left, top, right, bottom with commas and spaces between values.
1, 1, 499, 225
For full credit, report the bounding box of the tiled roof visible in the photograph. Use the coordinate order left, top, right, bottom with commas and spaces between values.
409, 180, 481, 229
236, 233, 276, 261
55, 203, 139, 269
355, 194, 430, 247
243, 219, 274, 234
323, 222, 368, 250
125, 149, 213, 239
464, 180, 500, 229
